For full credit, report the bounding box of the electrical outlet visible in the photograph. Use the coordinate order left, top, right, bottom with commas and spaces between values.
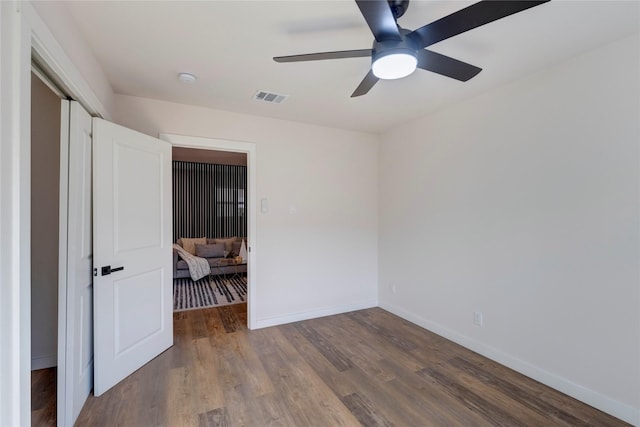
473, 311, 483, 327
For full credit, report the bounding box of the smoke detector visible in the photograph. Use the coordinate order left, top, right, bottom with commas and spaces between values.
177, 72, 197, 83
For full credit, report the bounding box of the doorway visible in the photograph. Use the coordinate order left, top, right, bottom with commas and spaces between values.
161, 134, 257, 329
30, 69, 62, 426
171, 147, 249, 313
29, 65, 94, 427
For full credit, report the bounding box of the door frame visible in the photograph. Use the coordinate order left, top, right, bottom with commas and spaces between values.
160, 134, 258, 330
0, 2, 108, 425
57, 98, 71, 425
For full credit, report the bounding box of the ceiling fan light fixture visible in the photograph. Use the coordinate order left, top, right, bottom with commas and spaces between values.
372, 50, 417, 80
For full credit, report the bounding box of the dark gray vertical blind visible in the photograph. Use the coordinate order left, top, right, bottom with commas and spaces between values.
172, 161, 247, 242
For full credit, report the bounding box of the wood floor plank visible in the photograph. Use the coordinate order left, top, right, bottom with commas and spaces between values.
344, 350, 494, 426
31, 368, 56, 411
216, 330, 274, 398
322, 312, 426, 373
190, 308, 209, 340
217, 305, 243, 333
31, 368, 57, 427
251, 393, 300, 427
230, 303, 248, 323
312, 323, 397, 383
128, 347, 170, 427
278, 323, 358, 399
449, 354, 624, 427
252, 327, 361, 427
74, 388, 117, 426
449, 356, 590, 426
171, 311, 194, 369
385, 355, 477, 419
198, 407, 231, 427
345, 310, 418, 351
165, 366, 199, 427
291, 321, 353, 372
190, 337, 226, 415
202, 306, 226, 337
364, 308, 474, 363
209, 325, 279, 426
209, 348, 255, 427
419, 366, 533, 426
342, 362, 446, 426
340, 392, 393, 427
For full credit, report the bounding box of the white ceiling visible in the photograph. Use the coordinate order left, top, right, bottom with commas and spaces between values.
62, 1, 639, 134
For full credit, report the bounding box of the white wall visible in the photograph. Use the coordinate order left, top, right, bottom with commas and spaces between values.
30, 72, 60, 370
379, 34, 640, 424
113, 95, 379, 326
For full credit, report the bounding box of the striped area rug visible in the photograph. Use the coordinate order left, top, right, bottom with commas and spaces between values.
173, 275, 247, 312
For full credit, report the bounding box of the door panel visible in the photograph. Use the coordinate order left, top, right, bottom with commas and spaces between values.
114, 269, 164, 355
93, 118, 172, 396
61, 100, 94, 426
113, 143, 163, 252
70, 101, 94, 421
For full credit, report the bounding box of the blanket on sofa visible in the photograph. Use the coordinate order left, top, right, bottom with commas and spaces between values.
172, 244, 210, 281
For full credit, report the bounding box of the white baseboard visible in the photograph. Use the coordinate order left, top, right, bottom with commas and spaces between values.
253, 298, 378, 330
379, 301, 639, 427
31, 354, 57, 371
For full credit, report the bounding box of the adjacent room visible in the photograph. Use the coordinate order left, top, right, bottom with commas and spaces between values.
171, 147, 249, 312
0, 1, 638, 426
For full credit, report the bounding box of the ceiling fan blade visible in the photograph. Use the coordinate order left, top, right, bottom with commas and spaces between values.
274, 49, 372, 63
356, 0, 402, 42
409, 1, 550, 48
351, 70, 379, 98
416, 50, 481, 82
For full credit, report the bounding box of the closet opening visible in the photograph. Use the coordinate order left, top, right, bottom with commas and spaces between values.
30, 67, 63, 426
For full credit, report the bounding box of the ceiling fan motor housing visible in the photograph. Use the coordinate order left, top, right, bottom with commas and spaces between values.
388, 0, 410, 19
371, 28, 419, 65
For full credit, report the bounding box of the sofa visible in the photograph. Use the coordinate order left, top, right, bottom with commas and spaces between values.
173, 236, 247, 279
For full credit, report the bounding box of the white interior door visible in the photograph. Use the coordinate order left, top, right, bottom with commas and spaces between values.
92, 118, 173, 396
62, 101, 95, 425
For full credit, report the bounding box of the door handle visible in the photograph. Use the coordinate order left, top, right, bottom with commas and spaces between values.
101, 265, 124, 276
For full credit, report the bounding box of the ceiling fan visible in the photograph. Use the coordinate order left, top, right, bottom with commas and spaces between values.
274, 0, 549, 97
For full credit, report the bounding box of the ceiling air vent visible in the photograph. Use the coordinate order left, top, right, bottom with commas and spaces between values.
253, 90, 288, 104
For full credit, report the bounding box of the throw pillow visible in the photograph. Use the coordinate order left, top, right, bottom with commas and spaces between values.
180, 237, 206, 255
195, 243, 226, 258
231, 241, 242, 257
213, 236, 237, 253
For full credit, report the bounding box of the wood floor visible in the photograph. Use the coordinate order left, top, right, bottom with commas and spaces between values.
35, 304, 629, 426
31, 367, 57, 426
